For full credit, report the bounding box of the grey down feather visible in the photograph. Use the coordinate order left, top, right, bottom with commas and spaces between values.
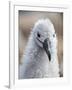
19, 19, 59, 79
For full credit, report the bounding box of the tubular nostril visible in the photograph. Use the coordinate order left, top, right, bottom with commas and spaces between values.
49, 41, 51, 46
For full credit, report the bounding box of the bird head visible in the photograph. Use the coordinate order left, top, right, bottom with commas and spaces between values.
32, 19, 57, 61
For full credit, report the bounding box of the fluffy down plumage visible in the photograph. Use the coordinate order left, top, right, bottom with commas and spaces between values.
19, 19, 59, 79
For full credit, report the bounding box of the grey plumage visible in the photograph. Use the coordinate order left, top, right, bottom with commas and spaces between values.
19, 19, 59, 79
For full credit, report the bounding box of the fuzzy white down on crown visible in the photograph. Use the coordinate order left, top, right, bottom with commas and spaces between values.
32, 19, 57, 53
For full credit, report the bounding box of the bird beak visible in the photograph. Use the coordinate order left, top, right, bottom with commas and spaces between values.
43, 39, 51, 61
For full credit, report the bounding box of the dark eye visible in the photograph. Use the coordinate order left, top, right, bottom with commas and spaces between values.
53, 34, 55, 37
37, 32, 40, 38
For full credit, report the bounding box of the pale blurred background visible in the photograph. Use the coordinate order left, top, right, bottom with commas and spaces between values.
19, 11, 63, 77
